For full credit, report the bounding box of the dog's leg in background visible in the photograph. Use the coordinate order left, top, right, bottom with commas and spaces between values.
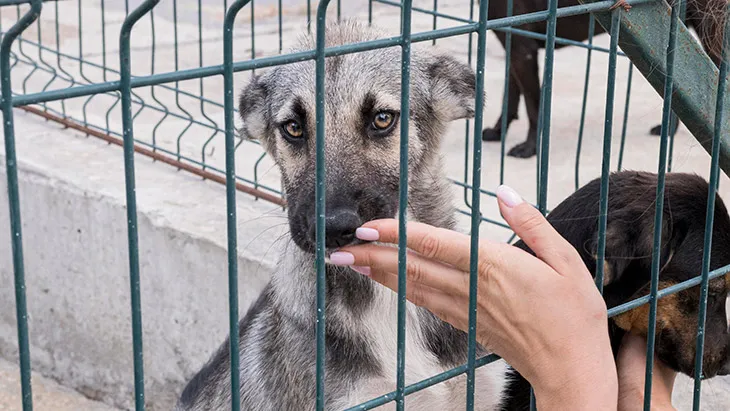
507, 42, 540, 158
483, 71, 520, 141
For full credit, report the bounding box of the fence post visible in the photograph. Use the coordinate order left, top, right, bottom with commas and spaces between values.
223, 2, 251, 410
119, 1, 160, 409
315, 2, 332, 409
1, 2, 42, 409
692, 5, 730, 410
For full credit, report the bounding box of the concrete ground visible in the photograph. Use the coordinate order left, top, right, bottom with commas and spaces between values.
1, 0, 729, 409
0, 358, 119, 411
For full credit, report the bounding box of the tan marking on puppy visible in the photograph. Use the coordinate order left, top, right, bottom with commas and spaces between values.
613, 280, 686, 336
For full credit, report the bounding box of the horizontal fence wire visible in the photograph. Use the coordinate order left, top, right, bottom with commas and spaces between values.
1, 0, 730, 410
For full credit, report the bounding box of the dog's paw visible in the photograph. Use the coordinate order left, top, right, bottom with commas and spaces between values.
481, 128, 502, 142
649, 124, 662, 136
507, 142, 537, 158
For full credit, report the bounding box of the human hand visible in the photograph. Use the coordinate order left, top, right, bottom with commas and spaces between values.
329, 185, 618, 410
616, 333, 677, 411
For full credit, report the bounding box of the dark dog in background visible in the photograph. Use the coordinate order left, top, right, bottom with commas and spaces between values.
482, 0, 726, 159
502, 171, 730, 410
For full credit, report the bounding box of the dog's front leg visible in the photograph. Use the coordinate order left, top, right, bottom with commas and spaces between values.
507, 43, 540, 159
483, 71, 521, 142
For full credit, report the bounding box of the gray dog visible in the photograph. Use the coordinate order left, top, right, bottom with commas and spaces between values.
175, 21, 509, 410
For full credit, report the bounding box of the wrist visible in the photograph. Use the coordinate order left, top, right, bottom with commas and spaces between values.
532, 348, 618, 411
617, 376, 676, 411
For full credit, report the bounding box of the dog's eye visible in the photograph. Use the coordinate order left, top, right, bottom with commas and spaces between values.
371, 111, 396, 131
281, 120, 304, 140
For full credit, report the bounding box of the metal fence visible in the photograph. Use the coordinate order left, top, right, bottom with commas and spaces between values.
1, 0, 729, 410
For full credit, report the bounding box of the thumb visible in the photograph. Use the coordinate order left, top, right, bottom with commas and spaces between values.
496, 185, 583, 277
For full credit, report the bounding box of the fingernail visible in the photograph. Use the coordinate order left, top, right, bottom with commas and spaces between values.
356, 227, 380, 241
351, 265, 371, 276
496, 185, 523, 208
329, 251, 355, 265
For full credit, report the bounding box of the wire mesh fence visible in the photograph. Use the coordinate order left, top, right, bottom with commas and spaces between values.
1, 0, 730, 410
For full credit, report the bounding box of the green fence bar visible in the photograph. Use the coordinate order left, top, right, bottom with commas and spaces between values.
395, 1, 413, 409
574, 14, 595, 190
466, 2, 489, 410
498, 0, 512, 185
595, 9, 622, 293
223, 1, 250, 410
644, 2, 680, 409
537, 0, 558, 215
1, 2, 42, 410
315, 1, 330, 408
692, 5, 730, 409
616, 63, 633, 171
119, 1, 160, 410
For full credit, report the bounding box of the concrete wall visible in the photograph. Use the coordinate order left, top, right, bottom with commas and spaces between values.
0, 110, 284, 410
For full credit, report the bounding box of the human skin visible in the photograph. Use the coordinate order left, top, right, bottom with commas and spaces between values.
329, 185, 676, 410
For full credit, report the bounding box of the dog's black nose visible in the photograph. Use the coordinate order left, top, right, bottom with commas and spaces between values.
323, 207, 362, 249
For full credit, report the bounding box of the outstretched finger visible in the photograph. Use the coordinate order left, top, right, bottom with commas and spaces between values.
353, 219, 485, 273
331, 244, 469, 296
496, 185, 586, 278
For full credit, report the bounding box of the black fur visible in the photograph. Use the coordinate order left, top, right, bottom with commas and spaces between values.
502, 171, 730, 410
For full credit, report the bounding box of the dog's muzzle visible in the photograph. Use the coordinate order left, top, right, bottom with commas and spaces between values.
309, 206, 363, 249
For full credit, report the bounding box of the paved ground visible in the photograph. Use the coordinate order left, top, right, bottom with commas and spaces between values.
0, 358, 120, 411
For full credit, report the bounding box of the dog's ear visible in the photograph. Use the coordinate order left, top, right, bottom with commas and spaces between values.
238, 74, 276, 155
596, 217, 689, 287
426, 53, 480, 121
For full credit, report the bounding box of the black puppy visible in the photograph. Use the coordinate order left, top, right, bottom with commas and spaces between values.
482, 0, 725, 158
502, 171, 730, 410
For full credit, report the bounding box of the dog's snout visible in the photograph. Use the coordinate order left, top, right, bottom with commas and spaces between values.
322, 207, 362, 249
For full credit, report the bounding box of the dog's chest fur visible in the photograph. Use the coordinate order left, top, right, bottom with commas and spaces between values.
335, 285, 509, 410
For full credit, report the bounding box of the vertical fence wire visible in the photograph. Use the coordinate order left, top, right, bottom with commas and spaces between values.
574, 15, 595, 190
667, 1, 687, 174
461, 0, 475, 210
498, 0, 512, 185
595, 9, 622, 293
0, 2, 42, 409
617, 63, 633, 171
315, 1, 331, 409
644, 2, 681, 409
537, 0, 557, 218
531, 2, 558, 407
224, 2, 251, 410
119, 2, 161, 410
396, 1, 413, 409
692, 5, 730, 409
465, 2, 489, 409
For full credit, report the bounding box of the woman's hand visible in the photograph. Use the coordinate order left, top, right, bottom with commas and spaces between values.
616, 333, 677, 411
329, 185, 618, 410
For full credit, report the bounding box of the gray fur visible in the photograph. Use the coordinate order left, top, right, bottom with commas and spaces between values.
175, 21, 508, 411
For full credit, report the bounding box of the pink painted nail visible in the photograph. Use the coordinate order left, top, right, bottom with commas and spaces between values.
356, 227, 380, 241
329, 251, 355, 266
496, 185, 523, 208
351, 266, 371, 276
